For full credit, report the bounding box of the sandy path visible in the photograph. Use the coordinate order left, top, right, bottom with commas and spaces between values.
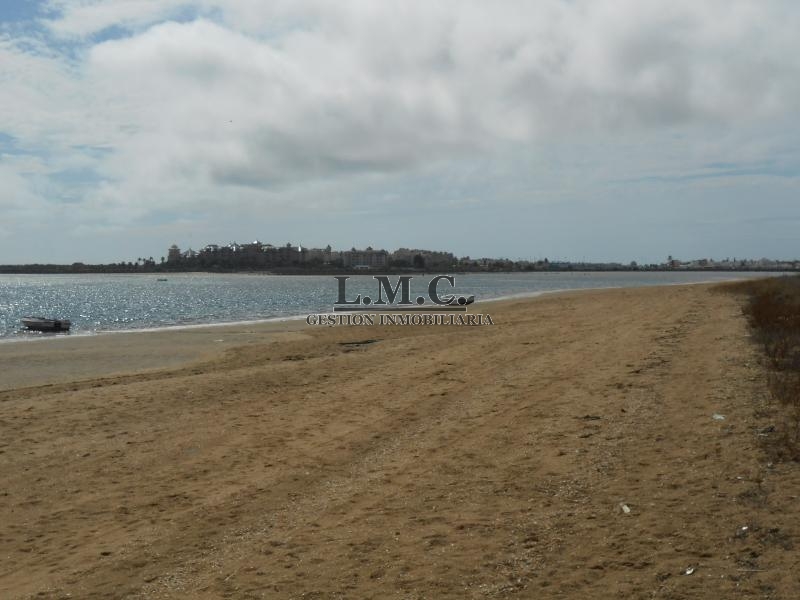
1, 284, 798, 599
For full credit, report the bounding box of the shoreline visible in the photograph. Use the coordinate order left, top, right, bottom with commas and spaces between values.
0, 273, 778, 346
0, 278, 766, 393
0, 316, 313, 392
1, 277, 781, 393
0, 313, 312, 346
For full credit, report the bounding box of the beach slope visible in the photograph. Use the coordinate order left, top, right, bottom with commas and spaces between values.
1, 284, 798, 598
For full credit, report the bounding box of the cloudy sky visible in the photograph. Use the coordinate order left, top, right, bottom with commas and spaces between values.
1, 1, 798, 264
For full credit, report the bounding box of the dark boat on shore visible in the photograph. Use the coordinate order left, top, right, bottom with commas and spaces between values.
21, 317, 71, 332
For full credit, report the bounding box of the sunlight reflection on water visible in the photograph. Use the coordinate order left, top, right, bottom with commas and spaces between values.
0, 271, 777, 339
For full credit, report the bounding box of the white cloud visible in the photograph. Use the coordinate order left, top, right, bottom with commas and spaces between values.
77, 2, 800, 185
1, 1, 799, 261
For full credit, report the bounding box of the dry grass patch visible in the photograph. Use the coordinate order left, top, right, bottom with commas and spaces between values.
723, 276, 800, 459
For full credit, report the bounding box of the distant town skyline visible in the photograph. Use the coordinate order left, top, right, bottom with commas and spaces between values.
5, 236, 796, 274
1, 2, 799, 265
163, 240, 799, 269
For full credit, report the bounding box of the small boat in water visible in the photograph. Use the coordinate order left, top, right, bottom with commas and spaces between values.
439, 295, 474, 306
21, 317, 71, 332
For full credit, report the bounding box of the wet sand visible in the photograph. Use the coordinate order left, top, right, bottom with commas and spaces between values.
0, 321, 310, 391
1, 284, 798, 599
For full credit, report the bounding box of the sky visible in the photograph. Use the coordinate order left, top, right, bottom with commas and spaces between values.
1, 0, 799, 265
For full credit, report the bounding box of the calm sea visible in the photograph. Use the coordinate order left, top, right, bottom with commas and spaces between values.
0, 271, 778, 340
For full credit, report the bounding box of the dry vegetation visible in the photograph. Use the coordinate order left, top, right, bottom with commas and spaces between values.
725, 275, 800, 460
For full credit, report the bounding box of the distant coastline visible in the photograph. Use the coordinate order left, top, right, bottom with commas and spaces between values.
5, 241, 798, 275
0, 264, 795, 275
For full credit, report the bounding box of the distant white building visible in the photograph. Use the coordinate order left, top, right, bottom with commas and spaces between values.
342, 247, 388, 268
304, 245, 335, 264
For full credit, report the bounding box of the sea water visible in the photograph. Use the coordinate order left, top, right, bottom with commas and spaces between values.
0, 271, 780, 340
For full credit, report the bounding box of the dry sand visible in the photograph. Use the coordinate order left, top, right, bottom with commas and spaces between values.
1, 284, 798, 599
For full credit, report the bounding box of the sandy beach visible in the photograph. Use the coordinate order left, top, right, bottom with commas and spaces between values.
1, 283, 798, 599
